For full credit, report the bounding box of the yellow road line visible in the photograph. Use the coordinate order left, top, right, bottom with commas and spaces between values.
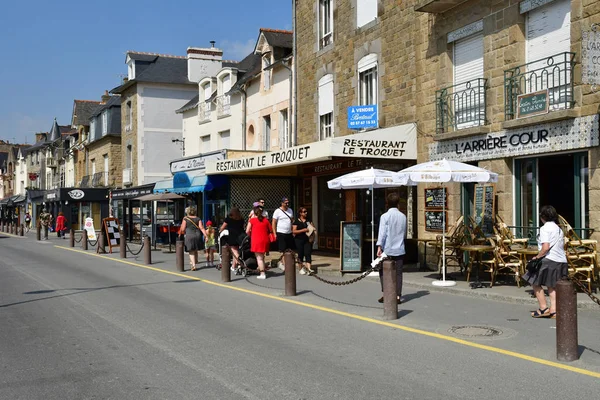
55, 245, 600, 379
0, 232, 26, 239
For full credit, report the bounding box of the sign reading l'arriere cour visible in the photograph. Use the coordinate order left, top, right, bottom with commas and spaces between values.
428, 115, 599, 163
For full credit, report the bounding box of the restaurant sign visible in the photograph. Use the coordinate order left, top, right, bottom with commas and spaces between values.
170, 151, 225, 173
206, 123, 417, 174
582, 29, 600, 85
429, 115, 599, 162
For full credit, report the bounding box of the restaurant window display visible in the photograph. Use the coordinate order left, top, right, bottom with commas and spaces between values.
515, 152, 589, 238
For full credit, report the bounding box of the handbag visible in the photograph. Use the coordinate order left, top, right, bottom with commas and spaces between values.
526, 257, 544, 274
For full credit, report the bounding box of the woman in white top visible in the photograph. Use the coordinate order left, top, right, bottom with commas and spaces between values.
524, 205, 568, 319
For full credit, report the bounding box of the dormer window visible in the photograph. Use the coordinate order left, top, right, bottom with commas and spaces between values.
102, 110, 108, 135
127, 59, 135, 80
219, 74, 231, 96
263, 55, 271, 91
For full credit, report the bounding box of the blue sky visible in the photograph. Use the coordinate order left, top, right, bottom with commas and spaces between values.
0, 0, 292, 144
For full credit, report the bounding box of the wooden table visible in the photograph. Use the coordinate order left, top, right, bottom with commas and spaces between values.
460, 244, 495, 287
515, 247, 539, 276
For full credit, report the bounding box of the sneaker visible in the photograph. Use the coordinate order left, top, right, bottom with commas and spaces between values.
230, 266, 236, 272
257, 273, 267, 280
277, 261, 285, 272
299, 268, 307, 275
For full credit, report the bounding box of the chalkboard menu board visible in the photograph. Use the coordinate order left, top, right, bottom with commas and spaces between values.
340, 221, 362, 272
102, 217, 121, 253
425, 210, 446, 232
473, 184, 495, 235
424, 187, 446, 209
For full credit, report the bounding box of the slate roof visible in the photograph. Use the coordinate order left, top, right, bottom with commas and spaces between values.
260, 29, 293, 50
228, 52, 262, 93
111, 52, 192, 94
90, 95, 121, 119
0, 152, 8, 169
176, 94, 200, 114
72, 100, 101, 127
48, 119, 61, 142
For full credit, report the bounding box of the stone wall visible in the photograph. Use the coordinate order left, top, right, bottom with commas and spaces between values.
120, 86, 138, 187
87, 135, 123, 188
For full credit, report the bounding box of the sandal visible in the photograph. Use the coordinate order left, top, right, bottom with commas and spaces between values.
549, 312, 556, 319
531, 308, 550, 318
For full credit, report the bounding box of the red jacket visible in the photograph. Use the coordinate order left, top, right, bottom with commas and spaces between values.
55, 215, 67, 231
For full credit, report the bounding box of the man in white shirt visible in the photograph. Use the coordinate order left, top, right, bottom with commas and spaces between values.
272, 197, 295, 252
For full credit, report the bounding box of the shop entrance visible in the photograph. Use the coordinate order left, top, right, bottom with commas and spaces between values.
516, 152, 589, 236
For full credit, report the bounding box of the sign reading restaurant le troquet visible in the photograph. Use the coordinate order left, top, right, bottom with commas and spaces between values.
428, 115, 599, 163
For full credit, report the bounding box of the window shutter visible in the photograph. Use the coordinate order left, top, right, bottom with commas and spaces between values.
357, 0, 377, 28
222, 75, 231, 94
527, 0, 570, 63
318, 75, 334, 116
453, 33, 484, 86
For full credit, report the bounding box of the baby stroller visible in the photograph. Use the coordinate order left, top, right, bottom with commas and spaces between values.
215, 230, 228, 270
234, 234, 258, 277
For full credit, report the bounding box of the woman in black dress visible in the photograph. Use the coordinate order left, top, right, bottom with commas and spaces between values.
292, 207, 315, 275
179, 206, 206, 271
219, 207, 245, 272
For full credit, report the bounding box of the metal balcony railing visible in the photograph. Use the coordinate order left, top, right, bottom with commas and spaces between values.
504, 52, 576, 120
436, 78, 487, 134
80, 175, 90, 188
216, 95, 231, 117
198, 101, 211, 122
91, 172, 108, 187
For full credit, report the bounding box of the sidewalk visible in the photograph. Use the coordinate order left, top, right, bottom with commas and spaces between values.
37, 230, 600, 311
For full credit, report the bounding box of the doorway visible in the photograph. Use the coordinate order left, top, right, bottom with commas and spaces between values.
515, 152, 588, 236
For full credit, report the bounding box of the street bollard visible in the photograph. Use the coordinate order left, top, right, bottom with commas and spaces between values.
97, 231, 106, 254
10, 223, 14, 234
176, 238, 185, 272
36, 223, 41, 240
382, 259, 399, 320
556, 279, 579, 362
221, 245, 231, 282
284, 250, 296, 296
19, 224, 24, 236
43, 225, 48, 241
144, 235, 151, 265
82, 233, 88, 250
0, 221, 3, 232
69, 229, 75, 247
120, 231, 126, 258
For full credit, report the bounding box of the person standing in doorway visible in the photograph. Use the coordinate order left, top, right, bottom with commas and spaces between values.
272, 197, 295, 269
376, 192, 407, 304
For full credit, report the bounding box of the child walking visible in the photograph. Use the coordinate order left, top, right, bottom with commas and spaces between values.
205, 221, 217, 267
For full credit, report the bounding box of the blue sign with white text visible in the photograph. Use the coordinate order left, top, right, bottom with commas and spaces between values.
347, 105, 378, 129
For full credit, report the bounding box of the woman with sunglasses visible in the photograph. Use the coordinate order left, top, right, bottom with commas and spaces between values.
293, 207, 315, 275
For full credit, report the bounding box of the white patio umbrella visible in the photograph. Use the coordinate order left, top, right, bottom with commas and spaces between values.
393, 159, 498, 287
327, 168, 407, 264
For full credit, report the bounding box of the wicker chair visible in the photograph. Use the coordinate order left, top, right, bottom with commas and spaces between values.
557, 215, 597, 292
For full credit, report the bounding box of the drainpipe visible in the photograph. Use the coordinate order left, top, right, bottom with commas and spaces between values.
240, 86, 247, 150
292, 0, 297, 147
281, 57, 294, 148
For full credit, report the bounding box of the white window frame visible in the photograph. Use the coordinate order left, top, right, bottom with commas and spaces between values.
200, 135, 211, 153
90, 119, 96, 140
126, 101, 132, 131
126, 145, 132, 169
263, 116, 271, 151
279, 109, 290, 149
103, 154, 109, 186
319, 0, 333, 48
320, 113, 333, 140
219, 130, 230, 150
102, 111, 108, 135
357, 0, 377, 28
453, 32, 484, 129
263, 56, 271, 91
318, 74, 334, 140
358, 54, 378, 106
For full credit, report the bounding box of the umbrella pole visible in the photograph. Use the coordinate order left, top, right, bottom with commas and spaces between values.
371, 186, 375, 263
432, 186, 456, 287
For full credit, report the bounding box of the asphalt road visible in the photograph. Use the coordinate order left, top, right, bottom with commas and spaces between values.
1, 234, 599, 399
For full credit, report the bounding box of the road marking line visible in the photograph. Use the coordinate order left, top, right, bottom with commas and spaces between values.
0, 232, 26, 239
55, 245, 600, 379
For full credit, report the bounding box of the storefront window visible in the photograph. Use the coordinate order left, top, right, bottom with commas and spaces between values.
318, 177, 342, 233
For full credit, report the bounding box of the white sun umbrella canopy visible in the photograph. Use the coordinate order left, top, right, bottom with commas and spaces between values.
327, 168, 406, 265
393, 159, 498, 287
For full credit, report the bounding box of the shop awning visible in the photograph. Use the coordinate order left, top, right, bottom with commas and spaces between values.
153, 172, 227, 194
205, 123, 417, 175
0, 195, 26, 206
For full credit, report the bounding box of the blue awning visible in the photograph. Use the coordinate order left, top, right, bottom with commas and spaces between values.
153, 172, 227, 194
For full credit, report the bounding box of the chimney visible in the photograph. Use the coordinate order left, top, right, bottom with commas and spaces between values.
187, 42, 223, 83
101, 90, 110, 104
35, 132, 46, 143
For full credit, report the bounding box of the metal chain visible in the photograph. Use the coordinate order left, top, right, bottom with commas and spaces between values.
74, 234, 83, 243
308, 263, 381, 286
88, 238, 98, 247
569, 277, 600, 306
126, 240, 145, 256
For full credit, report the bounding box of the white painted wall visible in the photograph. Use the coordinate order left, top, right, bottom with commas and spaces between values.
14, 154, 27, 195
137, 83, 197, 185
182, 94, 243, 156
245, 63, 292, 151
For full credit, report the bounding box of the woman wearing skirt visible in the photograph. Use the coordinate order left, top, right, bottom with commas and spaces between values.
523, 205, 568, 319
179, 206, 206, 271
